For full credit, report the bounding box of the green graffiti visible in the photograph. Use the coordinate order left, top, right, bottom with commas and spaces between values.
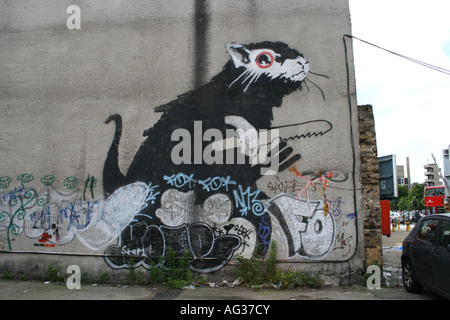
64, 177, 79, 190
17, 174, 34, 184
0, 189, 37, 250
85, 176, 97, 189
0, 176, 12, 189
40, 175, 56, 187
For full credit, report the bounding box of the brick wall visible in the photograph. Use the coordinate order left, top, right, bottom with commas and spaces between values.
358, 104, 383, 269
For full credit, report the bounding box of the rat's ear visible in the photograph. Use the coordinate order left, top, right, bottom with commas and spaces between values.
226, 43, 251, 68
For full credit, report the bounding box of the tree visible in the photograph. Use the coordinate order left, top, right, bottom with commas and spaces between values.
398, 185, 409, 198
397, 195, 411, 211
409, 184, 425, 210
393, 183, 425, 211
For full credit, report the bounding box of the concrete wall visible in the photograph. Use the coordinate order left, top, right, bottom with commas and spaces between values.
0, 0, 363, 285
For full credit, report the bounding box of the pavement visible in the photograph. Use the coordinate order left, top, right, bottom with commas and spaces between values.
0, 277, 443, 301
0, 223, 445, 302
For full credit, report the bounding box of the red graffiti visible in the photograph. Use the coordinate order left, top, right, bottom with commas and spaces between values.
38, 231, 52, 243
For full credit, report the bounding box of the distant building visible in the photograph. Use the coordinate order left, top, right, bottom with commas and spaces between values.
443, 146, 450, 198
424, 163, 442, 187
397, 165, 409, 188
396, 157, 411, 190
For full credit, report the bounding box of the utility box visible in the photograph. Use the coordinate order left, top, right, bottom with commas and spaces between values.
380, 200, 391, 237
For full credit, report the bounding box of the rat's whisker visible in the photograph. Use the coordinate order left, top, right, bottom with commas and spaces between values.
305, 77, 326, 100
308, 71, 330, 78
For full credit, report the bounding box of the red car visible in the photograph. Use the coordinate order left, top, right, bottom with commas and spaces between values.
401, 214, 450, 299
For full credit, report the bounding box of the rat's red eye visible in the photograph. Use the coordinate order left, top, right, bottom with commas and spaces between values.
256, 52, 274, 68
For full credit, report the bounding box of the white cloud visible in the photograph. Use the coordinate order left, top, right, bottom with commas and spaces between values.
349, 0, 450, 183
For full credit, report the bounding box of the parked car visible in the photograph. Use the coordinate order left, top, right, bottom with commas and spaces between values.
401, 211, 414, 223
402, 212, 415, 224
401, 213, 450, 299
390, 212, 399, 224
411, 211, 423, 223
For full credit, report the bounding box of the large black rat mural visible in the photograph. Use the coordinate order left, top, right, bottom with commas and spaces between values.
102, 41, 332, 272
103, 42, 309, 194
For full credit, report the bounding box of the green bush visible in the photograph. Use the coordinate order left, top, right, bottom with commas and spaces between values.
127, 258, 136, 285
235, 241, 323, 289
147, 261, 165, 285
276, 269, 323, 289
145, 248, 194, 289
98, 271, 109, 284
43, 263, 65, 283
1, 270, 13, 280
164, 248, 193, 289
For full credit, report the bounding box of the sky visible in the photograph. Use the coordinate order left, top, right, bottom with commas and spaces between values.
348, 0, 450, 184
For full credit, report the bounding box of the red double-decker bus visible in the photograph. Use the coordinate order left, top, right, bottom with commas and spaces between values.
424, 186, 446, 214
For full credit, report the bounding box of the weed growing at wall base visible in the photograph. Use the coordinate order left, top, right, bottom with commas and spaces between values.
1, 270, 13, 280
98, 271, 109, 284
125, 248, 195, 289
42, 263, 65, 283
234, 241, 323, 289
